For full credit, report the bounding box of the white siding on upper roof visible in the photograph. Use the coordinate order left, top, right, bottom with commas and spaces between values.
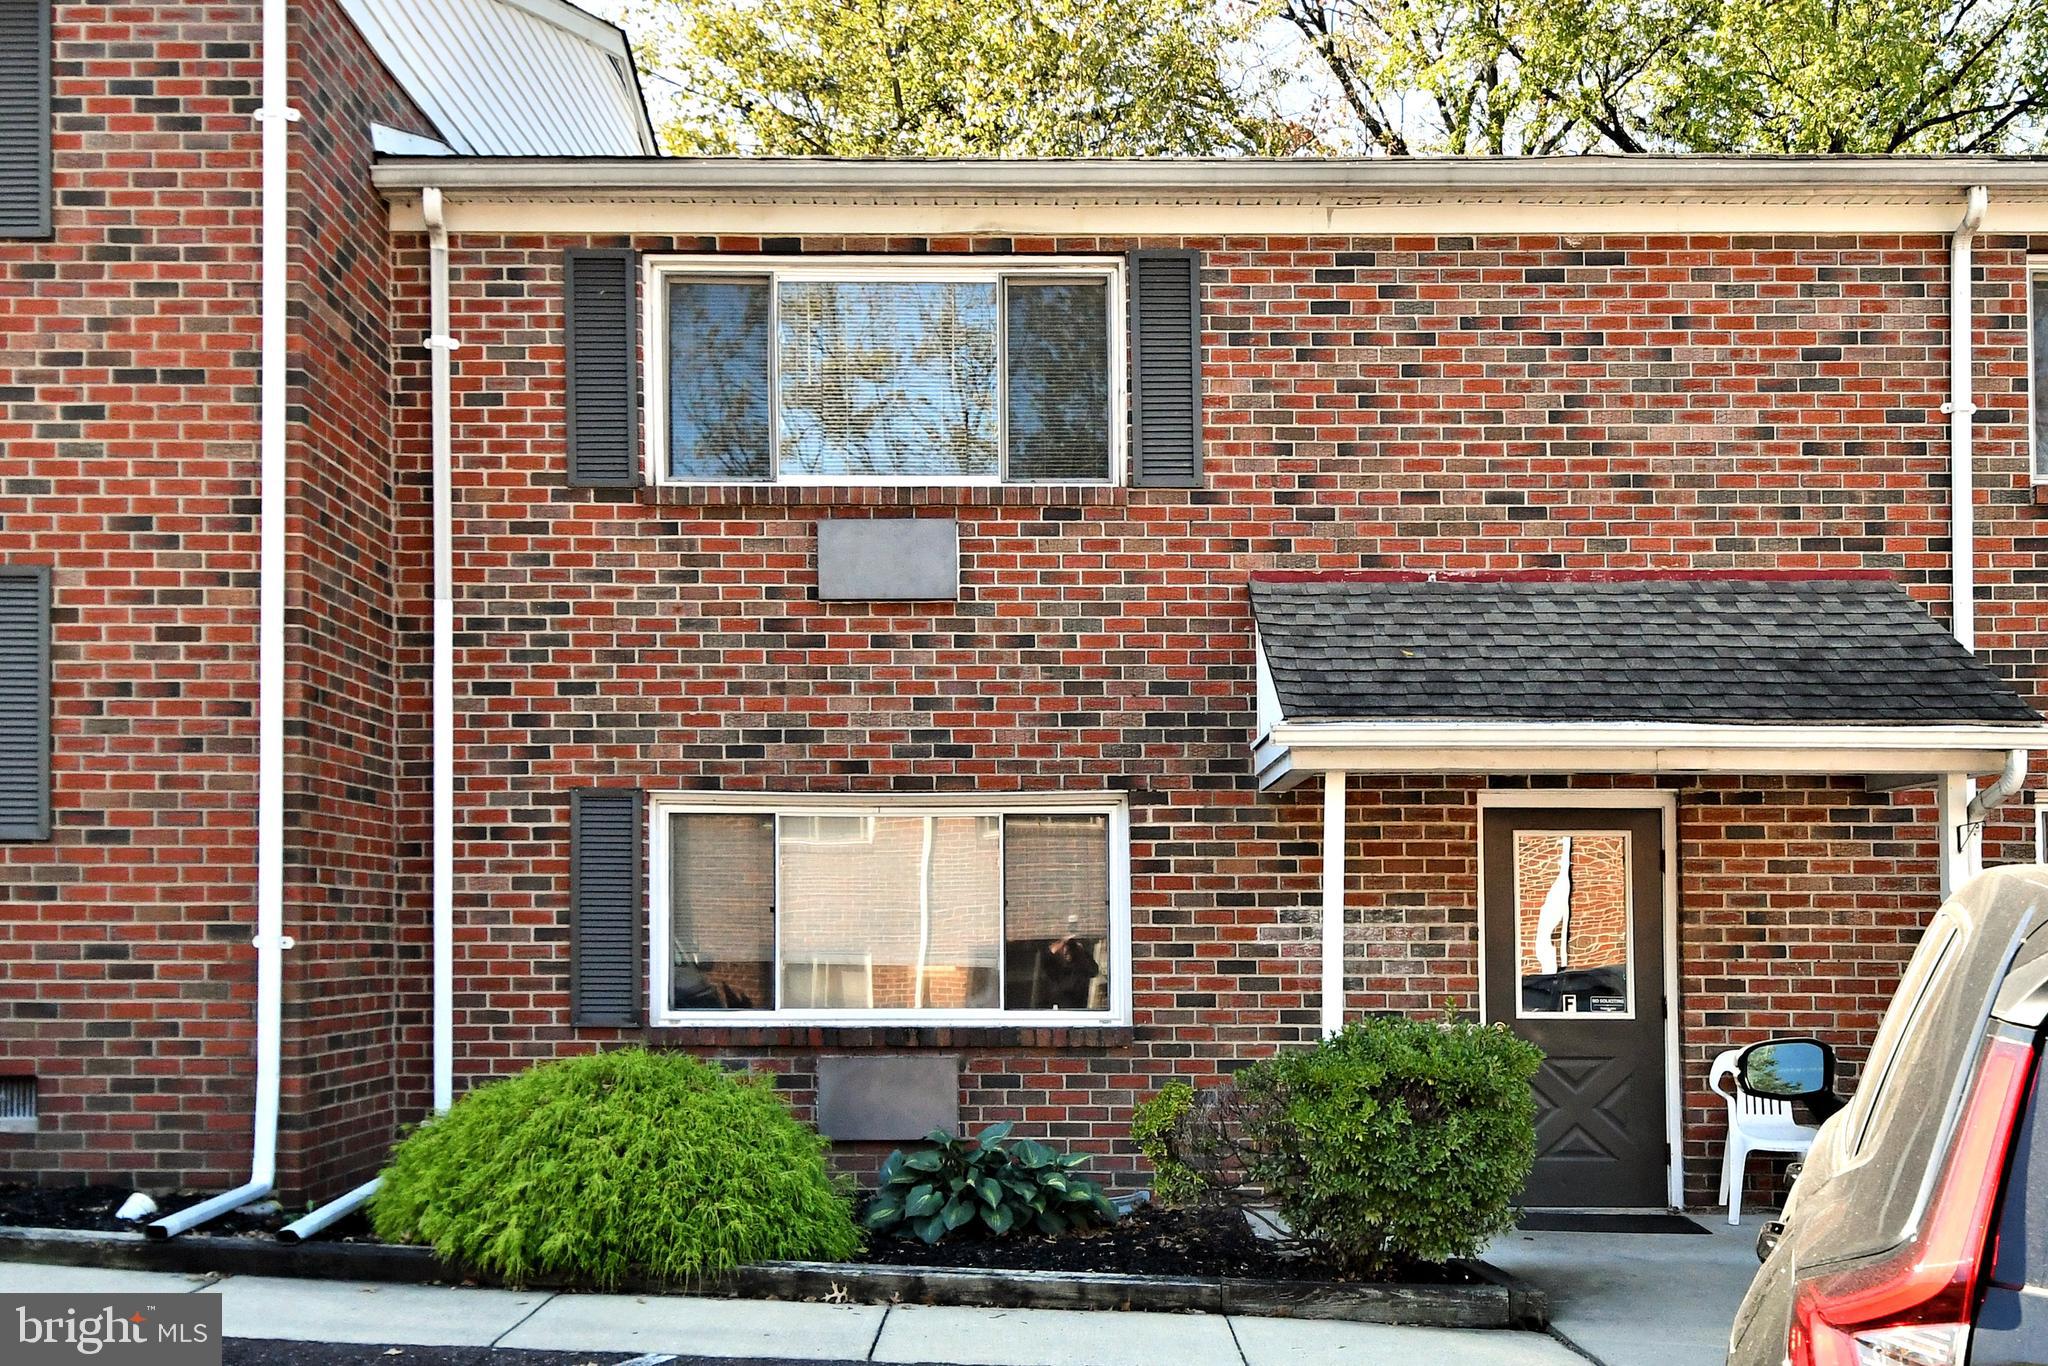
340, 0, 655, 156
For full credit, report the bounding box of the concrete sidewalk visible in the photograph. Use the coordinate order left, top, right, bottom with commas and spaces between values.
1487, 1220, 1758, 1366
0, 1260, 1584, 1366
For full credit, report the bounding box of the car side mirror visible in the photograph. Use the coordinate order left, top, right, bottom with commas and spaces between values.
1737, 1037, 1843, 1120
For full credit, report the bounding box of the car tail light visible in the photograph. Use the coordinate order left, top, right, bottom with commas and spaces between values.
1788, 1033, 2035, 1366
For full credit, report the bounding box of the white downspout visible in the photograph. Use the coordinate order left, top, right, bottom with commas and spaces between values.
1970, 750, 2029, 827
1320, 771, 1347, 1037
278, 187, 457, 1245
151, 0, 294, 1238
1949, 185, 1987, 652
424, 186, 456, 1117
1934, 187, 2011, 900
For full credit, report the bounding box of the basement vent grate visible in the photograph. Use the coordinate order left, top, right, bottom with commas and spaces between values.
0, 1077, 36, 1132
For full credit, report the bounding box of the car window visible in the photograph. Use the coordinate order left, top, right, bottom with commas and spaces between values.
1848, 916, 1961, 1157
1990, 1030, 2048, 1290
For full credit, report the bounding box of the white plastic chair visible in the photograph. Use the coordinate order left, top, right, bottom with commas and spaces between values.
1711, 1047, 1820, 1226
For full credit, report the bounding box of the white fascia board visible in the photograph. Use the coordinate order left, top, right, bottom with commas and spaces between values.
379, 195, 2048, 239
1255, 721, 2044, 791
1252, 626, 1282, 743
496, 0, 630, 49
372, 123, 455, 157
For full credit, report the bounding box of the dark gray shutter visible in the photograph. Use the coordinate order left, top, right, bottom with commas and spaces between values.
564, 249, 640, 487
1127, 249, 1204, 488
570, 787, 644, 1026
0, 567, 50, 841
0, 0, 52, 238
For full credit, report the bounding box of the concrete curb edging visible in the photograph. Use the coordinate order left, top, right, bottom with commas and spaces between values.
0, 1226, 1546, 1330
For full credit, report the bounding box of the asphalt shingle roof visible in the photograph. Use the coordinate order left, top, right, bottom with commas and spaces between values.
1250, 576, 2043, 726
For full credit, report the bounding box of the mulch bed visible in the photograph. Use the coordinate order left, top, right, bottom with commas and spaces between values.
856, 1203, 1478, 1285
0, 1183, 373, 1240
1, 1184, 1471, 1289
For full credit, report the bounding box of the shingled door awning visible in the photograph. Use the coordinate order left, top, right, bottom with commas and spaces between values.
1249, 574, 2048, 791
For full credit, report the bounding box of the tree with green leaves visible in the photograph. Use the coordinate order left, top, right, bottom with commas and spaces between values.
621, 0, 1310, 155
1280, 0, 2048, 154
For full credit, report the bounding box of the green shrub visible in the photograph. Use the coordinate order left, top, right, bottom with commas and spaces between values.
1131, 1082, 1204, 1206
1235, 1018, 1543, 1275
863, 1123, 1116, 1244
370, 1050, 862, 1288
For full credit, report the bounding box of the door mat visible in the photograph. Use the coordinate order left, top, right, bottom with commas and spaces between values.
1516, 1211, 1710, 1235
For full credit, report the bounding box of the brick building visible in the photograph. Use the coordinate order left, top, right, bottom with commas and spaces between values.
5, 0, 2048, 1223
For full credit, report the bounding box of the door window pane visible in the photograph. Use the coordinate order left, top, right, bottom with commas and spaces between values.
1514, 831, 1631, 1016
1003, 813, 1110, 1011
666, 277, 771, 480
1006, 279, 1111, 481
777, 281, 999, 479
779, 814, 1001, 1010
667, 812, 775, 1010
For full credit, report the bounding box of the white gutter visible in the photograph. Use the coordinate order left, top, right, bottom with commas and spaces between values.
1949, 185, 1988, 651
424, 185, 456, 1117
150, 0, 294, 1239
1257, 720, 2048, 790
276, 186, 460, 1246
369, 155, 2048, 199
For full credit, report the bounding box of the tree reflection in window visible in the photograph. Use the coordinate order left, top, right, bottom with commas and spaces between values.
1007, 279, 1110, 481
778, 280, 999, 479
665, 277, 772, 480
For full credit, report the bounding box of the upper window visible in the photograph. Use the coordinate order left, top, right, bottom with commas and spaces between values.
649, 260, 1121, 486
650, 796, 1128, 1025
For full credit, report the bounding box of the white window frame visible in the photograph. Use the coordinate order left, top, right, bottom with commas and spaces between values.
643, 255, 1127, 488
648, 791, 1132, 1027
2029, 256, 2048, 481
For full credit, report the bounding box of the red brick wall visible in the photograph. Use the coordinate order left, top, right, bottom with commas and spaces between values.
0, 2, 267, 1191
385, 229, 2047, 1204
280, 0, 434, 1198
0, 0, 427, 1195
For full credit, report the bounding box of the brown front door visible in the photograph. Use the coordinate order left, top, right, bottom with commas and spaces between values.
1481, 806, 1668, 1208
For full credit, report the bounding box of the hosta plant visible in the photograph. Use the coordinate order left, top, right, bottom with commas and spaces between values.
863, 1122, 1117, 1244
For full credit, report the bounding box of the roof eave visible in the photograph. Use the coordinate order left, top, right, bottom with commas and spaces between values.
1255, 720, 2047, 791
368, 153, 2048, 201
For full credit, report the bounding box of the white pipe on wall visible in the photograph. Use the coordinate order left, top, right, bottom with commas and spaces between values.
1320, 771, 1347, 1037
277, 188, 461, 1246
151, 0, 294, 1240
424, 186, 455, 1116
1949, 185, 1987, 652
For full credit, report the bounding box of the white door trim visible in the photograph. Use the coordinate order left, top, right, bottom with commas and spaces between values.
1476, 789, 1684, 1210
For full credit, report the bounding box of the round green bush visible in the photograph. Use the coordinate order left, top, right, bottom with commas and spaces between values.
370, 1050, 862, 1288
1237, 1017, 1542, 1276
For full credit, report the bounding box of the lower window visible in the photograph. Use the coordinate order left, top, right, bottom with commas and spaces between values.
652, 799, 1126, 1024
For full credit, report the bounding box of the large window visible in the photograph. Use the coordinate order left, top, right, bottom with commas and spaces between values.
649, 260, 1121, 486
650, 797, 1128, 1024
